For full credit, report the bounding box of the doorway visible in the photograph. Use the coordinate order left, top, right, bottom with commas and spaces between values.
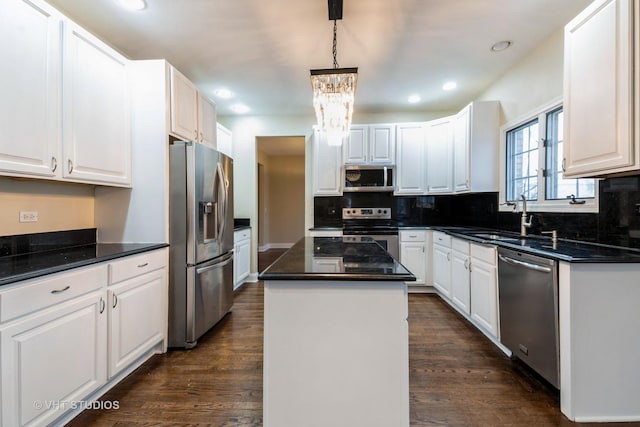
256, 136, 306, 251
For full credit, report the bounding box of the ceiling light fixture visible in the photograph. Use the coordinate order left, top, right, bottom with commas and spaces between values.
442, 81, 457, 91
116, 0, 146, 11
230, 103, 250, 114
214, 88, 234, 99
310, 0, 358, 147
491, 40, 512, 52
407, 94, 421, 104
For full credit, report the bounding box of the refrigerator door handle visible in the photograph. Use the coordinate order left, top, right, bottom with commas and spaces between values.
196, 252, 234, 274
216, 163, 228, 241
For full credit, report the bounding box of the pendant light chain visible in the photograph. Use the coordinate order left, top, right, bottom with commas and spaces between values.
332, 19, 339, 69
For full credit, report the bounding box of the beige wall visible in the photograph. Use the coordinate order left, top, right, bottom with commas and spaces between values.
0, 178, 94, 236
265, 155, 305, 245
478, 28, 565, 125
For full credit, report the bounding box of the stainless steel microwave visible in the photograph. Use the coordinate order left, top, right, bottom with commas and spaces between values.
343, 165, 394, 192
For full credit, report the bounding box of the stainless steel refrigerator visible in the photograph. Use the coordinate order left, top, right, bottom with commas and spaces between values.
168, 141, 234, 348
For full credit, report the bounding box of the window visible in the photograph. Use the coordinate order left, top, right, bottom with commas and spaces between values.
501, 99, 597, 212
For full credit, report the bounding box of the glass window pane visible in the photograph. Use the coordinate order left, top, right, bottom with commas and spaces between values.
545, 107, 595, 200
506, 119, 538, 201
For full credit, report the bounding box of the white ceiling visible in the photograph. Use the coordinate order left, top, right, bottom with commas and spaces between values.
46, 0, 591, 118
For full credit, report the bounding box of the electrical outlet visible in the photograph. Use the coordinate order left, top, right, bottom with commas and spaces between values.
19, 211, 38, 223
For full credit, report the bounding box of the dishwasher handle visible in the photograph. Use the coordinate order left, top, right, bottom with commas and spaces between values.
498, 253, 552, 273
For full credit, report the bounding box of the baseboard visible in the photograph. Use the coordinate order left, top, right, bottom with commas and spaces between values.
258, 243, 294, 252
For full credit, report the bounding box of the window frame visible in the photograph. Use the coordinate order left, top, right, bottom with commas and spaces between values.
499, 97, 599, 213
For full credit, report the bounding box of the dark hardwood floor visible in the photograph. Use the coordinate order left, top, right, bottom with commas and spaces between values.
66, 249, 639, 426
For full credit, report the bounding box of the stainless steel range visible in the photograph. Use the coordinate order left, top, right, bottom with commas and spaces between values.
342, 207, 399, 259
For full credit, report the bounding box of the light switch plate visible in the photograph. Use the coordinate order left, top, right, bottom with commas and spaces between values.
19, 211, 38, 223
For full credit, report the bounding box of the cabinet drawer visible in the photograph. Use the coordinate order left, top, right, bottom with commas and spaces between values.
470, 243, 496, 265
433, 231, 451, 246
452, 238, 470, 253
109, 249, 166, 285
0, 264, 107, 323
400, 230, 426, 242
234, 228, 251, 242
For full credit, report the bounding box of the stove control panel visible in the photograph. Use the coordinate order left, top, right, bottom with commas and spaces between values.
342, 207, 391, 219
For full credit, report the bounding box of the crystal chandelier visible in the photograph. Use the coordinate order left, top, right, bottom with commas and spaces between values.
310, 2, 358, 146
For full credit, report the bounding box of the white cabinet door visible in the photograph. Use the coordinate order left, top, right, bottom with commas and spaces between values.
170, 66, 198, 141
453, 105, 471, 192
197, 93, 217, 148
0, 0, 61, 179
369, 124, 395, 164
400, 242, 426, 285
470, 257, 499, 339
343, 125, 368, 164
432, 243, 451, 299
62, 21, 131, 186
395, 123, 426, 195
0, 291, 107, 427
313, 129, 342, 196
426, 116, 453, 194
217, 122, 233, 158
563, 0, 636, 177
450, 243, 471, 315
234, 230, 251, 289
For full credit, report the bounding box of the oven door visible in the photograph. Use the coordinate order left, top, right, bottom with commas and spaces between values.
342, 234, 399, 259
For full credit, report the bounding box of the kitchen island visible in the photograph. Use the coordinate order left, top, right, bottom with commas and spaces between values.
259, 237, 414, 427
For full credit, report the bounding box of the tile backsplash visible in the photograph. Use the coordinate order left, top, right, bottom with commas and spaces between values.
314, 175, 640, 249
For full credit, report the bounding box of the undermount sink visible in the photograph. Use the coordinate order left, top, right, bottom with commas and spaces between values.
471, 232, 521, 242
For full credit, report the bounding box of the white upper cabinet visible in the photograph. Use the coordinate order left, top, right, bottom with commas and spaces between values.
313, 128, 343, 196
197, 93, 217, 148
343, 124, 395, 165
563, 0, 638, 177
62, 21, 131, 187
170, 66, 199, 141
453, 101, 500, 193
216, 122, 233, 158
426, 116, 454, 194
0, 0, 132, 187
0, 0, 62, 178
395, 123, 427, 195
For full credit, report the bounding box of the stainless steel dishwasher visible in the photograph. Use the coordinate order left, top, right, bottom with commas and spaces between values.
497, 247, 560, 389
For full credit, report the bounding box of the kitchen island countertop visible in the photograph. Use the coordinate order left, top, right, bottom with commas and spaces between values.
258, 237, 415, 281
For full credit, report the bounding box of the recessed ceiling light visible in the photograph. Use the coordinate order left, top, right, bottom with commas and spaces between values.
230, 103, 250, 114
442, 81, 457, 91
214, 88, 234, 99
491, 40, 512, 52
116, 0, 146, 10
407, 94, 421, 104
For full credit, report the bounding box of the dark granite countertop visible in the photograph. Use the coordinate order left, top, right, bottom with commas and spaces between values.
436, 227, 640, 263
259, 237, 415, 281
0, 243, 168, 287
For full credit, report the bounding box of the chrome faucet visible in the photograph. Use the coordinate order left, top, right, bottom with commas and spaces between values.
518, 194, 533, 237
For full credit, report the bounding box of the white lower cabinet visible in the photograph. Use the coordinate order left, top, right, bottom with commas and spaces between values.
399, 230, 430, 287
0, 289, 107, 427
107, 254, 167, 377
432, 231, 452, 298
0, 248, 168, 427
450, 238, 471, 315
431, 233, 500, 340
234, 228, 251, 289
469, 243, 499, 339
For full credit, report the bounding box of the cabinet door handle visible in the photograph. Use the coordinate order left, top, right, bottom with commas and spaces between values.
137, 262, 149, 268
447, 252, 451, 261
113, 294, 118, 309
51, 285, 70, 294
464, 258, 469, 270
68, 159, 74, 174
194, 129, 198, 139
200, 131, 204, 142
100, 297, 106, 314
562, 158, 566, 172
51, 157, 57, 173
